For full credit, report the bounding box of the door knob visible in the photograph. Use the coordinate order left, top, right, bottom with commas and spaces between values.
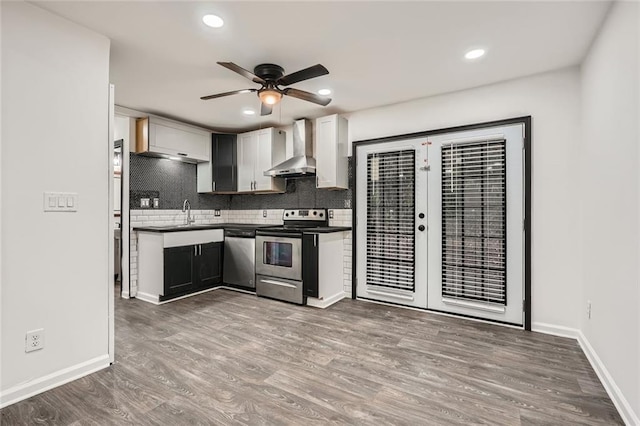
418, 225, 426, 232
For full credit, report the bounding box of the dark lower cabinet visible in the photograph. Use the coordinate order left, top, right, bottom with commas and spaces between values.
302, 233, 319, 298
164, 246, 195, 296
196, 242, 223, 288
163, 242, 223, 298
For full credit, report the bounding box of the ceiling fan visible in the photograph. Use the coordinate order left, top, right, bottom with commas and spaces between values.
200, 62, 331, 116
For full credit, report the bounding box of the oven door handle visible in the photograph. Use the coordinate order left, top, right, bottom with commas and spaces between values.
259, 279, 298, 289
256, 231, 301, 238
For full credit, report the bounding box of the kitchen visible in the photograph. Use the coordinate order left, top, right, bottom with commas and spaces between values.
1, 1, 638, 424
123, 115, 352, 308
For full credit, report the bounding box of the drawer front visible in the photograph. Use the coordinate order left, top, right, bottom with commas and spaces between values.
256, 275, 305, 305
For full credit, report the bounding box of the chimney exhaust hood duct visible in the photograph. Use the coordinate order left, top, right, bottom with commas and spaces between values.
264, 119, 315, 177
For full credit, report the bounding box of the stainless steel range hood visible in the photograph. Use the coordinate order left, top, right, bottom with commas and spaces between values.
264, 119, 315, 177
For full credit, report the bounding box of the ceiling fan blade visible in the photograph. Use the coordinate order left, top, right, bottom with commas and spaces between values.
283, 88, 331, 106
200, 88, 256, 100
217, 62, 265, 84
277, 64, 329, 86
260, 103, 273, 116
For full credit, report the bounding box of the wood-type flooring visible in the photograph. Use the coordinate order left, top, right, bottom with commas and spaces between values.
1, 288, 623, 425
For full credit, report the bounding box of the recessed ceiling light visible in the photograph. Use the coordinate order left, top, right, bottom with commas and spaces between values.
465, 48, 486, 60
202, 14, 224, 28
243, 109, 256, 116
318, 88, 331, 96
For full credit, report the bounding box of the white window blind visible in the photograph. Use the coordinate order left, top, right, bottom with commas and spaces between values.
366, 150, 415, 291
441, 140, 507, 305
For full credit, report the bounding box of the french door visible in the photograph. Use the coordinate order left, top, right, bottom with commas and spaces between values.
355, 123, 525, 325
356, 138, 428, 308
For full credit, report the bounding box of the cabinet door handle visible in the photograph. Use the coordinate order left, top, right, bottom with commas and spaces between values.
177, 153, 188, 157
212, 181, 216, 192
199, 244, 202, 255
194, 245, 197, 256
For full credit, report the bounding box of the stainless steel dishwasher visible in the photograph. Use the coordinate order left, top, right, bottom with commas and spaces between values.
223, 227, 259, 289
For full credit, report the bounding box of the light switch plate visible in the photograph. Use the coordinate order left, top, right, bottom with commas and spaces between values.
44, 192, 78, 212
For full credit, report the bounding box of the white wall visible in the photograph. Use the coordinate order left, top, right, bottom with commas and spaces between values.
1, 1, 111, 406
579, 2, 639, 423
345, 67, 583, 330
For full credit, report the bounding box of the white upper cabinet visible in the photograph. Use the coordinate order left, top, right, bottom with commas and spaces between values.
136, 116, 210, 163
237, 132, 257, 192
237, 128, 286, 193
315, 114, 348, 189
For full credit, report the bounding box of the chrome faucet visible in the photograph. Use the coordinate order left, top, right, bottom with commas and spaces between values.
182, 199, 195, 226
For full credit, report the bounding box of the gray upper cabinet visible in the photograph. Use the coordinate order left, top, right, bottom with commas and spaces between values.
197, 134, 237, 193
212, 134, 237, 192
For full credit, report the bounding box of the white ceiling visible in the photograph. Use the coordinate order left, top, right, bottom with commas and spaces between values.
35, 1, 610, 133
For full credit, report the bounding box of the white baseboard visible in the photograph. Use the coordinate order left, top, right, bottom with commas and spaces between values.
215, 286, 256, 295
307, 291, 347, 309
531, 322, 580, 339
134, 291, 160, 304
120, 290, 130, 299
0, 354, 110, 409
532, 323, 638, 425
135, 287, 223, 305
576, 331, 639, 426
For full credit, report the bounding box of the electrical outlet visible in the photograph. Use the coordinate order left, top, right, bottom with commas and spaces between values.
587, 300, 592, 319
25, 329, 44, 353
329, 210, 334, 219
214, 210, 221, 217
153, 198, 159, 208
344, 199, 352, 208
263, 210, 267, 218
140, 198, 150, 208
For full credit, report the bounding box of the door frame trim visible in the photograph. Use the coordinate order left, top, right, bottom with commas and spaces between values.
351, 116, 532, 330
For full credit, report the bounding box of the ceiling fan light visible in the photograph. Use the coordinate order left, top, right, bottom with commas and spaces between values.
259, 89, 282, 105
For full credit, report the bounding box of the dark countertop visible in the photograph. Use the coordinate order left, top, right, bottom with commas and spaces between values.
134, 223, 273, 233
302, 226, 352, 234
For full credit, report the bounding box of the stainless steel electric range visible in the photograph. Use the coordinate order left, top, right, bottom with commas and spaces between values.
255, 209, 331, 305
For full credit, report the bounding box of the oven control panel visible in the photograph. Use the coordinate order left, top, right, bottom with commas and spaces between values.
283, 209, 327, 221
